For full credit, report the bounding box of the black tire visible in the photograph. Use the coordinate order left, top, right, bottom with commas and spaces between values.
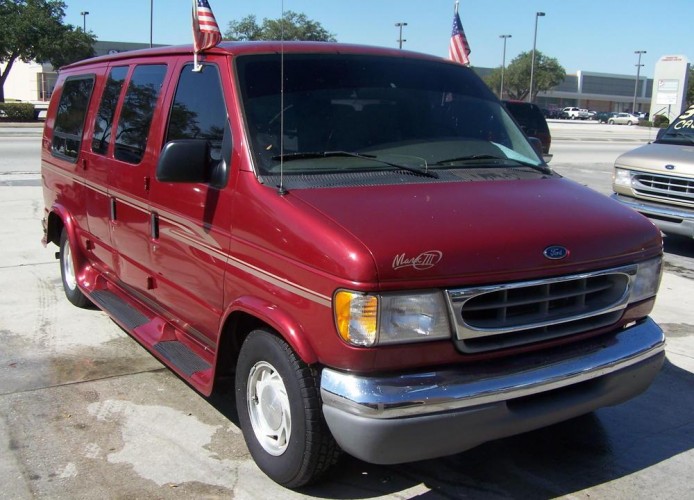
59, 229, 90, 308
235, 329, 340, 487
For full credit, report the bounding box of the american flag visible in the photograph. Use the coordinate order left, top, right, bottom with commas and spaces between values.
449, 4, 471, 66
192, 0, 222, 53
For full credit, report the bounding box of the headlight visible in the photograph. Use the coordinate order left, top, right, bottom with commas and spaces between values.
334, 290, 451, 347
629, 257, 663, 303
613, 167, 633, 188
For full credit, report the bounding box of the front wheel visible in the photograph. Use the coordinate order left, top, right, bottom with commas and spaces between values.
59, 228, 90, 308
235, 329, 340, 487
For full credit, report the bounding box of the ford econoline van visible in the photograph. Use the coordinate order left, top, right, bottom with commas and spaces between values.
42, 42, 665, 487
612, 105, 694, 239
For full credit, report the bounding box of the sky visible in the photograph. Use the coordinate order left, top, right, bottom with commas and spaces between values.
61, 0, 693, 78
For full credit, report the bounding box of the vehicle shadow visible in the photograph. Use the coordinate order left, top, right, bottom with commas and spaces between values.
295, 357, 693, 499
663, 234, 694, 258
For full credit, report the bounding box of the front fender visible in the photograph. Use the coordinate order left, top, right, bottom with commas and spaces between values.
222, 295, 319, 365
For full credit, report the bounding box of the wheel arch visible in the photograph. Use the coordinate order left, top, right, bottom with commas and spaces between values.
214, 296, 320, 382
46, 204, 75, 247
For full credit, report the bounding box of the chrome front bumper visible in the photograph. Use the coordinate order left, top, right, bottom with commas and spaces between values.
320, 318, 665, 464
611, 193, 694, 238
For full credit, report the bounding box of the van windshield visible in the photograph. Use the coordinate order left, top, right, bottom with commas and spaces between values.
236, 53, 543, 176
656, 106, 694, 145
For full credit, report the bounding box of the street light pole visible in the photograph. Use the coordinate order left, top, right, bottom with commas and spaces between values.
528, 11, 545, 103
499, 34, 512, 99
80, 11, 89, 32
395, 22, 408, 49
632, 50, 646, 113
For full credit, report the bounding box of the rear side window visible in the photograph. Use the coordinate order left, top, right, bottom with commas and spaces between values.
52, 75, 95, 161
165, 63, 227, 159
92, 66, 128, 155
114, 64, 167, 164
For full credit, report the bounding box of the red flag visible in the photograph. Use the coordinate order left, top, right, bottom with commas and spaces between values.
192, 0, 222, 53
449, 3, 471, 65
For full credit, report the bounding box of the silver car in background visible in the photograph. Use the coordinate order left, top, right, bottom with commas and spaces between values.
608, 112, 640, 125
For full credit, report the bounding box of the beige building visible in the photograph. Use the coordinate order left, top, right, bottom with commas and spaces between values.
1, 41, 158, 105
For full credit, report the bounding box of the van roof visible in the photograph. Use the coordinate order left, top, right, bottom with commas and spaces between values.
61, 41, 444, 70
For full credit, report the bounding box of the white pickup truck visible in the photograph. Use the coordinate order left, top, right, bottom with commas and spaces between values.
562, 107, 591, 120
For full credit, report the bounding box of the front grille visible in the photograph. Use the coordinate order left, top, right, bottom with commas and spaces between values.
446, 266, 634, 353
633, 173, 694, 206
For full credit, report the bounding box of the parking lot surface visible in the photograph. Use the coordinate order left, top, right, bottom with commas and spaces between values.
1, 121, 692, 499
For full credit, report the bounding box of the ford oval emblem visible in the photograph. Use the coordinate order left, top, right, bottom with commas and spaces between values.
544, 245, 569, 260
665, 164, 676, 171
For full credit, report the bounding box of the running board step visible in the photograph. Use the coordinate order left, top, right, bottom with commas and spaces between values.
91, 290, 149, 330
153, 341, 212, 376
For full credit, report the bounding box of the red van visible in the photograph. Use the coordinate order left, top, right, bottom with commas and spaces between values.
42, 42, 665, 487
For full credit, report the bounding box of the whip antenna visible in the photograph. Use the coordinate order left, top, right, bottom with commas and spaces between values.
277, 0, 287, 195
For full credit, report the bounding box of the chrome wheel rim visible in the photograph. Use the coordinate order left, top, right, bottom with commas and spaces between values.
62, 241, 77, 291
247, 361, 291, 456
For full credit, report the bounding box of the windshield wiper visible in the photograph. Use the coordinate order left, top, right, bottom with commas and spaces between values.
271, 151, 439, 178
433, 155, 551, 174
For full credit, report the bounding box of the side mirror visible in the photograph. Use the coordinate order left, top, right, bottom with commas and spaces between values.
527, 136, 544, 160
156, 139, 211, 183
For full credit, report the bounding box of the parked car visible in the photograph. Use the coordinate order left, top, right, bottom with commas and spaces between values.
562, 106, 591, 119
608, 112, 640, 125
41, 41, 665, 488
542, 107, 563, 119
612, 104, 694, 238
580, 109, 597, 120
596, 111, 617, 123
502, 100, 552, 158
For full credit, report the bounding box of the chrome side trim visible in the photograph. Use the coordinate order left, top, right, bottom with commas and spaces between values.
320, 317, 665, 419
42, 162, 333, 307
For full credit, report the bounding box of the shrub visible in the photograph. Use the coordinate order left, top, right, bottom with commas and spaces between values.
0, 102, 36, 121
653, 114, 670, 128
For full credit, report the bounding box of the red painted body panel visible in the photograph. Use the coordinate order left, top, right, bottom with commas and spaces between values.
41, 42, 663, 388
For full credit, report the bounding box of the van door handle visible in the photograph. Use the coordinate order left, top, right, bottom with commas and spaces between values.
150, 212, 159, 239
109, 197, 117, 221
81, 158, 88, 170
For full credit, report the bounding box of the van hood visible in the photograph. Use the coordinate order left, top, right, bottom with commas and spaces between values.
291, 177, 661, 286
616, 143, 694, 176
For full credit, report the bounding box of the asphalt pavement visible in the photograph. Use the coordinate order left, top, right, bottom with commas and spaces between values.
1, 120, 693, 499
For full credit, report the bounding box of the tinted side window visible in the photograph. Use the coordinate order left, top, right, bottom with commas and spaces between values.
166, 63, 227, 159
114, 64, 167, 164
52, 75, 95, 161
92, 66, 128, 155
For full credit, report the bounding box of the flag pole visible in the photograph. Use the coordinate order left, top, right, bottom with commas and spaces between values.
192, 0, 202, 71
455, 1, 459, 15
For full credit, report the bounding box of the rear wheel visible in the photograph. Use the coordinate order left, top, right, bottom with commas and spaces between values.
235, 329, 340, 487
59, 229, 90, 308
608, 119, 615, 125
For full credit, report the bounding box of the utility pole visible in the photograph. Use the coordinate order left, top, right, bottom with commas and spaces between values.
395, 22, 408, 49
528, 12, 545, 103
633, 50, 647, 112
499, 35, 512, 99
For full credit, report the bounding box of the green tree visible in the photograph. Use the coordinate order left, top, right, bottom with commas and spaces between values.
224, 11, 336, 42
0, 0, 95, 102
484, 50, 565, 101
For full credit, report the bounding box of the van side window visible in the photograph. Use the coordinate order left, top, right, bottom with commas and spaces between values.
52, 75, 95, 161
114, 64, 167, 164
92, 66, 128, 155
165, 63, 227, 161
